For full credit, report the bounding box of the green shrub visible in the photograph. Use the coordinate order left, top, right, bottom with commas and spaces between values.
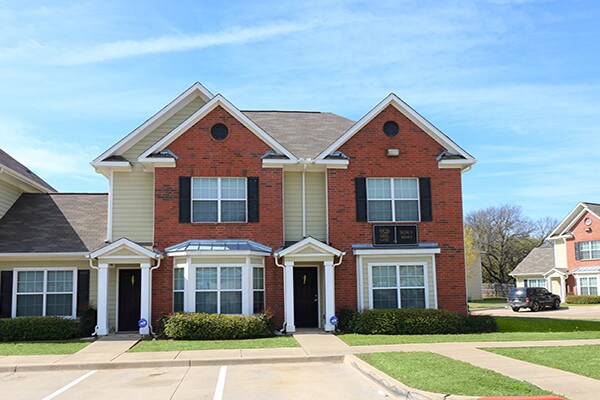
0, 317, 82, 341
566, 295, 600, 304
337, 309, 358, 333
162, 312, 274, 340
348, 308, 497, 335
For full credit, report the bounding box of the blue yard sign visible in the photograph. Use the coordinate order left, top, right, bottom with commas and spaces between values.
138, 318, 148, 328
330, 316, 339, 326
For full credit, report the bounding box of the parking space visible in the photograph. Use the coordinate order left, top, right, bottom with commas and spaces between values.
471, 305, 600, 319
0, 361, 393, 399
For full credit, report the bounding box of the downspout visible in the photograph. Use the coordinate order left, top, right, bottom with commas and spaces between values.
148, 256, 162, 338
273, 253, 287, 333
87, 257, 99, 336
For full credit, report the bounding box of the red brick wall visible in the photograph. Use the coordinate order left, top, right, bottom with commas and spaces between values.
153, 105, 284, 324
328, 105, 468, 314
566, 211, 600, 278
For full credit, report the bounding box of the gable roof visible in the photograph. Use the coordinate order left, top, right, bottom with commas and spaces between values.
510, 245, 555, 276
547, 202, 600, 240
0, 148, 56, 192
315, 93, 476, 168
242, 111, 356, 159
0, 193, 107, 253
89, 237, 162, 259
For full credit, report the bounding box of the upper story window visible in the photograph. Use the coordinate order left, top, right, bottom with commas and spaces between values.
575, 240, 600, 260
191, 178, 247, 223
367, 178, 419, 222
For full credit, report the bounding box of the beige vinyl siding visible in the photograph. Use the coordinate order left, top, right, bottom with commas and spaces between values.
123, 97, 207, 161
284, 172, 302, 242
0, 180, 22, 219
554, 239, 568, 268
305, 172, 327, 241
112, 167, 154, 243
361, 255, 436, 310
108, 267, 117, 331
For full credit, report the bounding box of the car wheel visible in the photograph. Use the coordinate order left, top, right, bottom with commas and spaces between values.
512, 307, 520, 312
553, 299, 560, 310
531, 301, 540, 312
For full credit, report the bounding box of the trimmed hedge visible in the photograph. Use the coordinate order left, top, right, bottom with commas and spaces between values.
162, 312, 274, 340
566, 295, 600, 304
338, 308, 498, 335
0, 317, 82, 341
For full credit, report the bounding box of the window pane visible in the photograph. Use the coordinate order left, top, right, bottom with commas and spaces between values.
253, 291, 265, 314
394, 178, 418, 199
253, 267, 264, 290
367, 179, 391, 199
221, 267, 242, 290
221, 178, 246, 199
368, 200, 392, 221
399, 265, 424, 287
581, 287, 590, 295
196, 292, 217, 313
16, 294, 43, 316
400, 288, 426, 308
173, 292, 184, 312
591, 287, 599, 295
373, 289, 398, 309
221, 291, 242, 314
173, 268, 184, 291
372, 266, 397, 288
46, 294, 73, 316
196, 268, 217, 290
47, 271, 73, 293
192, 201, 218, 222
395, 200, 419, 221
581, 277, 588, 287
592, 242, 600, 259
221, 201, 246, 222
192, 178, 218, 199
590, 277, 598, 287
17, 271, 44, 293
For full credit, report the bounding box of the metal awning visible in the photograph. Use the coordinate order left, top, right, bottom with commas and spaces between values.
165, 240, 272, 256
572, 266, 600, 274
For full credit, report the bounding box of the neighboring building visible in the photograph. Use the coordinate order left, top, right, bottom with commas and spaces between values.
511, 202, 600, 300
0, 82, 476, 335
466, 252, 483, 301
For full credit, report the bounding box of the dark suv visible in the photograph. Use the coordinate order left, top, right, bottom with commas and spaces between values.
507, 287, 561, 312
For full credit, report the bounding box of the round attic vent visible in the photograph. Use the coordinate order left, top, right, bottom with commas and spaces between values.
211, 123, 229, 140
383, 121, 399, 137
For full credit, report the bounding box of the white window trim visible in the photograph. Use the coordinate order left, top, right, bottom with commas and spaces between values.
576, 274, 599, 295
252, 266, 265, 314
11, 267, 78, 319
577, 240, 600, 261
368, 262, 429, 309
524, 278, 547, 288
194, 265, 244, 314
173, 267, 185, 312
366, 178, 420, 222
191, 177, 248, 223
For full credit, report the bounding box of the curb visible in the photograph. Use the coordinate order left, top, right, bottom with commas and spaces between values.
345, 354, 476, 400
0, 354, 344, 373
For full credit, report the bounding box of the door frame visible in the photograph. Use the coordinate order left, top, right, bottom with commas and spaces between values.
293, 265, 321, 329
115, 266, 141, 332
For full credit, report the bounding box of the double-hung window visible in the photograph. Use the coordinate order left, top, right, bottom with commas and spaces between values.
371, 264, 426, 309
173, 268, 185, 312
576, 241, 600, 260
253, 267, 265, 314
524, 278, 547, 288
195, 266, 242, 314
192, 178, 247, 222
15, 269, 76, 318
367, 178, 419, 222
579, 276, 598, 295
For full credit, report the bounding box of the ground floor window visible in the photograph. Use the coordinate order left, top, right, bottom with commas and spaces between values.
173, 268, 184, 312
195, 266, 242, 314
371, 264, 426, 309
253, 266, 265, 313
578, 276, 598, 295
524, 278, 547, 288
14, 269, 76, 318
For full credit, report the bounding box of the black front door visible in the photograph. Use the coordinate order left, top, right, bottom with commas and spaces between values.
118, 269, 141, 331
294, 267, 319, 328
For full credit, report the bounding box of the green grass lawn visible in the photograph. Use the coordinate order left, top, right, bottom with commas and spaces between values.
359, 352, 551, 397
130, 336, 298, 352
468, 297, 507, 309
484, 344, 600, 380
0, 341, 90, 356
496, 316, 600, 332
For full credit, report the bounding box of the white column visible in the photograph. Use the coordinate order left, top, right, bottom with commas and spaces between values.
324, 260, 336, 332
242, 257, 253, 315
184, 257, 194, 312
139, 262, 151, 335
284, 261, 295, 333
560, 275, 567, 301
96, 263, 110, 336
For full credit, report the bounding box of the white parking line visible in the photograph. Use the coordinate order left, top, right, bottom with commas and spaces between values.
41, 370, 97, 400
213, 366, 227, 400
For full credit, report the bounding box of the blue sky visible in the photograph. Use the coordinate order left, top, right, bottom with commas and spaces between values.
0, 0, 598, 220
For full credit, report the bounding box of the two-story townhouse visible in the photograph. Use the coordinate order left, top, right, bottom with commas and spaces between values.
0, 82, 476, 335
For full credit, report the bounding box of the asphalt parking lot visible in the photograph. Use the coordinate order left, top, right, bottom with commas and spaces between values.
0, 361, 395, 400
471, 304, 600, 319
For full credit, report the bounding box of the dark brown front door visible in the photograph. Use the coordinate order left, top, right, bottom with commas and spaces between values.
294, 267, 319, 328
118, 269, 141, 331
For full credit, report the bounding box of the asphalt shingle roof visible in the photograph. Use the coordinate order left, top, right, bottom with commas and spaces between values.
242, 111, 356, 159
511, 245, 555, 276
583, 202, 600, 217
0, 148, 55, 192
0, 193, 107, 253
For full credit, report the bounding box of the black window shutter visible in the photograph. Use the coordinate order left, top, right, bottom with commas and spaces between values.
419, 177, 432, 222
355, 177, 367, 222
0, 271, 13, 318
575, 242, 581, 261
247, 177, 260, 222
77, 270, 90, 316
179, 176, 191, 223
